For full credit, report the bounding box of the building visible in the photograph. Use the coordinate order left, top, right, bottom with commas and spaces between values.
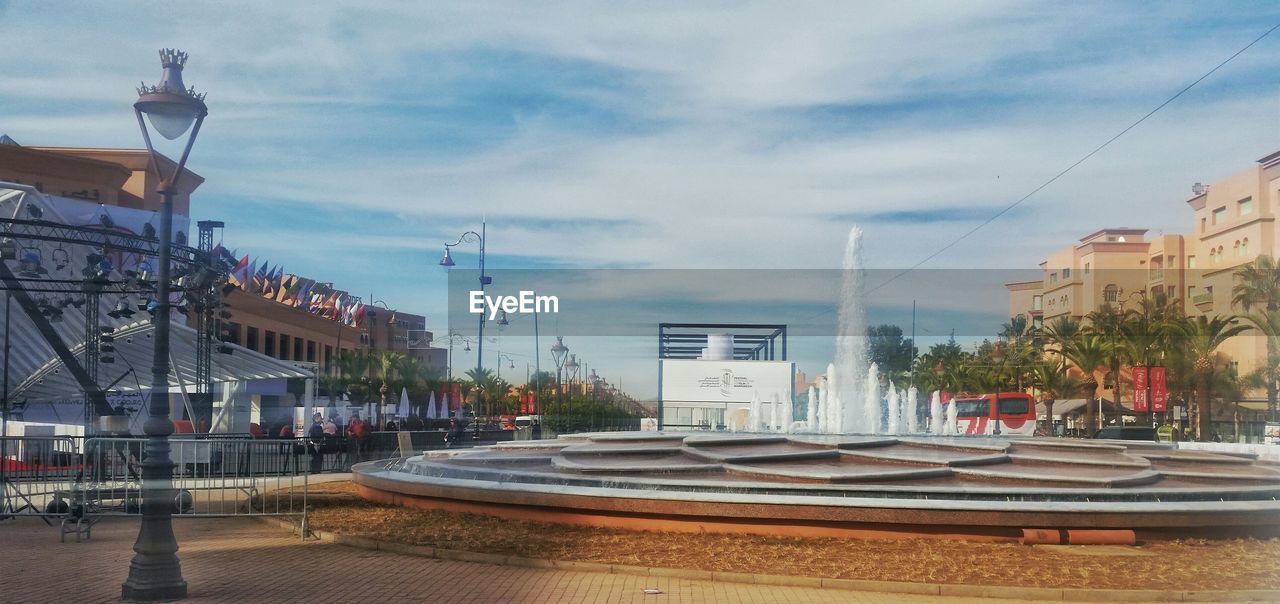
362, 306, 446, 370
1006, 149, 1280, 408
2, 137, 445, 377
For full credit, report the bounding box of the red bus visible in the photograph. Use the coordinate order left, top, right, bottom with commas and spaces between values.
943, 392, 1037, 436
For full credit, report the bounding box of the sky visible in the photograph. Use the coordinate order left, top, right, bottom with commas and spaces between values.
3, 1, 1280, 397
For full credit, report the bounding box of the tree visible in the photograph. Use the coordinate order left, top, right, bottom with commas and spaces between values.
867, 324, 916, 376
1060, 334, 1111, 432
999, 315, 1029, 343
1180, 315, 1248, 441
1030, 362, 1083, 432
1233, 255, 1280, 422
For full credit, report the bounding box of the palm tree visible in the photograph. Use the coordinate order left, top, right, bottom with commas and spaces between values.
999, 315, 1029, 343
1060, 334, 1111, 433
1179, 315, 1248, 440
1233, 255, 1280, 422
1038, 316, 1082, 363
1030, 362, 1084, 433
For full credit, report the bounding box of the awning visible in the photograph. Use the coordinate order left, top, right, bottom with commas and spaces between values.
11, 319, 313, 403
1037, 398, 1133, 418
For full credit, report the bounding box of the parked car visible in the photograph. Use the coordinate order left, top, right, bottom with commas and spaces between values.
1094, 426, 1157, 441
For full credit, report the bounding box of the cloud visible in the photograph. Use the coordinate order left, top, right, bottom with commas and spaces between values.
3, 2, 1280, 391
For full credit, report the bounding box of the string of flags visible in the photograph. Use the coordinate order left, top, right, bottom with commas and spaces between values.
226, 254, 380, 327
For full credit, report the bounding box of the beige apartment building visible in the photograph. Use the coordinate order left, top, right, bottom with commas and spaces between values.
1007, 149, 1280, 404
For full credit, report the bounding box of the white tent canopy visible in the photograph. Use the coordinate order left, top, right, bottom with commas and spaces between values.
11, 319, 313, 403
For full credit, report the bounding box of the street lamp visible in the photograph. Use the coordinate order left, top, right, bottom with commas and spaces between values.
989, 343, 1005, 436
440, 221, 489, 379
564, 354, 579, 432
122, 48, 207, 602
551, 336, 568, 431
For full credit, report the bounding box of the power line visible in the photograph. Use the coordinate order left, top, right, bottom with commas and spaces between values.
868, 21, 1280, 295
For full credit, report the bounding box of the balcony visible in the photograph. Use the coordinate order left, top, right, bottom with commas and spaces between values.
1192, 290, 1214, 308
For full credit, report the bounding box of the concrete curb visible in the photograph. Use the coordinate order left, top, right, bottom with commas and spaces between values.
257, 517, 1277, 602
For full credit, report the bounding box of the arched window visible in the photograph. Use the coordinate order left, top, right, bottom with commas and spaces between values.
1242, 238, 1249, 256
1234, 240, 1241, 257
1103, 284, 1118, 303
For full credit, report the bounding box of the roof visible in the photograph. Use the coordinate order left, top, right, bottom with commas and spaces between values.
11, 320, 314, 403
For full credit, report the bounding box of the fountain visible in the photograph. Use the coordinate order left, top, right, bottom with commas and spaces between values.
352, 223, 1280, 541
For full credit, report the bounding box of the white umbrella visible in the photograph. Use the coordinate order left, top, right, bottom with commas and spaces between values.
398, 387, 411, 418
426, 391, 438, 420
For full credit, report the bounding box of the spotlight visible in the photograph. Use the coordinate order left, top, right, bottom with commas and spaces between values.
175, 231, 187, 245
52, 248, 69, 270
218, 310, 232, 320
18, 250, 47, 278
100, 344, 115, 353
26, 204, 43, 219
107, 300, 136, 319
0, 239, 17, 260
142, 223, 157, 240
99, 207, 114, 229
217, 344, 233, 355
101, 356, 115, 364
221, 282, 237, 296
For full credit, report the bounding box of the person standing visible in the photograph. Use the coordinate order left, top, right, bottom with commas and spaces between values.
307, 413, 325, 474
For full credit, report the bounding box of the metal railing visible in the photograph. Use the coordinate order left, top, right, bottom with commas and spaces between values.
2, 435, 314, 541
1, 435, 81, 520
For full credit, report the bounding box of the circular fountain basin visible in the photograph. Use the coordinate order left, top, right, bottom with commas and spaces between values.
352, 433, 1280, 541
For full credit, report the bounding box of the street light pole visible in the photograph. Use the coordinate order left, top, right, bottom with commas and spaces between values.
123, 48, 207, 602
551, 336, 568, 432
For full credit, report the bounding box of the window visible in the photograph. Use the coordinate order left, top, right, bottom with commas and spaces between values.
324, 345, 334, 373
1103, 284, 1118, 303
1049, 272, 1058, 284
1062, 267, 1071, 279
1032, 295, 1042, 311
1213, 207, 1227, 225
1188, 286, 1196, 299
280, 334, 291, 360
1084, 262, 1091, 274
221, 322, 242, 346
294, 337, 303, 361
264, 331, 276, 357
1239, 197, 1254, 216
1032, 317, 1043, 329
307, 340, 316, 362
246, 327, 259, 352
1187, 255, 1196, 269
952, 399, 990, 418
1234, 241, 1241, 257
1200, 217, 1207, 232
1242, 238, 1249, 257
997, 397, 1031, 417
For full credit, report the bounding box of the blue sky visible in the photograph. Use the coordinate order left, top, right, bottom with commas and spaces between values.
3, 1, 1280, 396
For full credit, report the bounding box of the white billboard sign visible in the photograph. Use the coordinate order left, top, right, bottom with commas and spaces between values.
659, 359, 794, 403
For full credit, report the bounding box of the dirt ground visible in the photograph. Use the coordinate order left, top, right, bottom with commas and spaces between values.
300, 482, 1280, 591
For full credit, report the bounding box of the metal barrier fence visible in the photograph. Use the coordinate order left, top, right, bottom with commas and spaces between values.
1, 435, 81, 521
2, 435, 312, 541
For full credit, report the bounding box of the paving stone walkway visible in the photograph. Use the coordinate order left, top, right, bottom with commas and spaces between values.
1, 516, 1045, 603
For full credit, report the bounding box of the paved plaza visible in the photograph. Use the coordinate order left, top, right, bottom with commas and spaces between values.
0, 515, 1048, 603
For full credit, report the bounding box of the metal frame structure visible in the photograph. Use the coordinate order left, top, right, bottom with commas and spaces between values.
658, 323, 788, 361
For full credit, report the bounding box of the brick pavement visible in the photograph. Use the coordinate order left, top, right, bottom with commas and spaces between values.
0, 516, 1042, 603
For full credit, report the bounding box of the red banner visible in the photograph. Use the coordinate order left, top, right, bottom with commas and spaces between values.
1150, 366, 1167, 412
1132, 366, 1149, 412
518, 393, 536, 414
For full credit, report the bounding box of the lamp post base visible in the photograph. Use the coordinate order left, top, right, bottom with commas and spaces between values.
121, 558, 187, 602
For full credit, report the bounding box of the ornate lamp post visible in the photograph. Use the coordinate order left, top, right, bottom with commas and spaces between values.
990, 343, 1005, 436
122, 48, 207, 602
564, 353, 579, 432
440, 221, 488, 377
550, 336, 568, 431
